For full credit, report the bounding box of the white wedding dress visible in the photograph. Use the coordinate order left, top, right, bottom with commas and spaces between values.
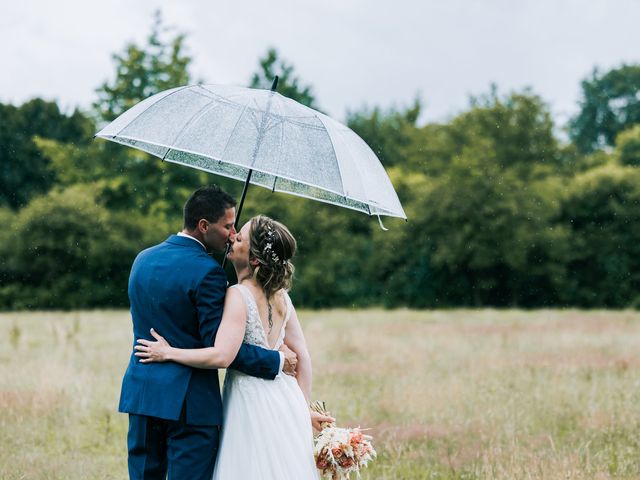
212, 285, 320, 480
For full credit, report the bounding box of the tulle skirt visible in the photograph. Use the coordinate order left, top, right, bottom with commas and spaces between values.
212, 371, 320, 479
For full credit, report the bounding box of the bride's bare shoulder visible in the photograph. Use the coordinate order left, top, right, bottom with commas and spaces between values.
275, 288, 291, 312
224, 285, 248, 309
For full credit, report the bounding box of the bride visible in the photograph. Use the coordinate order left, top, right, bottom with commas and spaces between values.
134, 215, 332, 479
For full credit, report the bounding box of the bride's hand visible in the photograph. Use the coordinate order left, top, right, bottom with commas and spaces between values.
135, 328, 173, 363
310, 410, 335, 433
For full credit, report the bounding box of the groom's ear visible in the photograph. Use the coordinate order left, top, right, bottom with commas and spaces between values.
197, 218, 209, 233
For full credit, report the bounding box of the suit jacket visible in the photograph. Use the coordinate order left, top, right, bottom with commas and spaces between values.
118, 234, 280, 426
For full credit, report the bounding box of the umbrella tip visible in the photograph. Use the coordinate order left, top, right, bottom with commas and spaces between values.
270, 76, 279, 92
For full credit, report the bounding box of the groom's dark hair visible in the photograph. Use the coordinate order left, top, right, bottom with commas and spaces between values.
183, 186, 236, 230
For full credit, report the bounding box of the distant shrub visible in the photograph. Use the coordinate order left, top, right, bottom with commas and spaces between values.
0, 185, 160, 310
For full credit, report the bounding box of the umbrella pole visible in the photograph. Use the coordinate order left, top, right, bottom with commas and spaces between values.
222, 76, 278, 269
222, 169, 253, 268
235, 168, 254, 230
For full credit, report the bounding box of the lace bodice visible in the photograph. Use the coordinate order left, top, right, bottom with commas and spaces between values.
231, 284, 292, 350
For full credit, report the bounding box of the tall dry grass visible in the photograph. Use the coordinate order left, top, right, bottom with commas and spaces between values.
1, 309, 640, 479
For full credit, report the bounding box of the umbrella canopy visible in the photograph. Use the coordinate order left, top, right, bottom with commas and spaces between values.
95, 83, 406, 220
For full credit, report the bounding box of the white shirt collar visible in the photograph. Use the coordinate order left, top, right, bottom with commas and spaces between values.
177, 231, 206, 250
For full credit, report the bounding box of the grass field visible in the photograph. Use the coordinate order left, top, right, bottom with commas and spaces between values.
2, 309, 640, 479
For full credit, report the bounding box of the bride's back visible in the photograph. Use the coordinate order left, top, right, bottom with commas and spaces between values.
232, 284, 292, 351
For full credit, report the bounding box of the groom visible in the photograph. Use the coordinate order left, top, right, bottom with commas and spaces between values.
119, 185, 297, 480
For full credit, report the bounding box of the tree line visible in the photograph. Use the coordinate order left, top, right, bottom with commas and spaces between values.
2, 15, 640, 310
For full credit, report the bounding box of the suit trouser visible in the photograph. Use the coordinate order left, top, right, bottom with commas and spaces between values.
127, 407, 220, 480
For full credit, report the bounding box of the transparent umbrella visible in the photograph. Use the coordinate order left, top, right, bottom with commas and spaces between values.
95, 77, 406, 256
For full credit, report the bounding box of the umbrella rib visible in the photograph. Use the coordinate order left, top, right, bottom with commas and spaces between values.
165, 99, 220, 158
248, 91, 278, 168
113, 85, 191, 138
195, 85, 246, 107
264, 117, 285, 133
197, 85, 249, 107
270, 116, 286, 192
219, 96, 253, 168
271, 116, 324, 130
345, 136, 378, 216
268, 181, 402, 218
318, 116, 379, 217
197, 87, 325, 129
313, 115, 348, 200
191, 85, 224, 101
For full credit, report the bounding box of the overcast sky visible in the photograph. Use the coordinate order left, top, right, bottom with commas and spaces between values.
2, 0, 639, 128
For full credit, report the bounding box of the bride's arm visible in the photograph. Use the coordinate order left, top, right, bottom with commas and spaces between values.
135, 288, 246, 369
284, 306, 335, 431
283, 306, 312, 402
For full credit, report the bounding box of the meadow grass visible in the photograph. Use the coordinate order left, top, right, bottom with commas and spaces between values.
2, 309, 640, 479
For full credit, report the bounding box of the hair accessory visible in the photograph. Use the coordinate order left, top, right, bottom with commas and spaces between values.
264, 241, 280, 263
262, 225, 283, 264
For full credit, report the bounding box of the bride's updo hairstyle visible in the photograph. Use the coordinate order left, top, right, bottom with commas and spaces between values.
248, 215, 297, 299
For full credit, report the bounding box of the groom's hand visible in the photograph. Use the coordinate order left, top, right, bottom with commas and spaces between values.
279, 344, 298, 376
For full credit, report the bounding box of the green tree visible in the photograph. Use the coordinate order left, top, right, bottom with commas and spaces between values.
0, 99, 92, 209
249, 48, 319, 109
346, 100, 421, 167
370, 89, 568, 307
394, 89, 562, 179
0, 186, 159, 309
365, 169, 437, 308
560, 164, 640, 306
452, 88, 561, 174
615, 124, 640, 166
416, 144, 568, 306
82, 10, 205, 219
0, 207, 16, 292
94, 10, 192, 123
570, 64, 640, 153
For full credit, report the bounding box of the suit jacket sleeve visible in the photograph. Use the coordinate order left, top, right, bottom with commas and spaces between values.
196, 266, 280, 380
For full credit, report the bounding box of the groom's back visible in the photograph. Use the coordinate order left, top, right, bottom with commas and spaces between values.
119, 234, 224, 426
129, 240, 207, 347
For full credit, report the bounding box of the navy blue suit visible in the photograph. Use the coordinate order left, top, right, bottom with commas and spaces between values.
119, 234, 280, 479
